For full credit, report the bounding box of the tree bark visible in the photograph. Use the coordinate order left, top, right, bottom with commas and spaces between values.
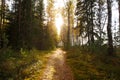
119, 0, 120, 38
0, 0, 5, 48
99, 0, 102, 44
0, 1, 2, 48
67, 1, 71, 49
91, 1, 94, 44
107, 0, 114, 55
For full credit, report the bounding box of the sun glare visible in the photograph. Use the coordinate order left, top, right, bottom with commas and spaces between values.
55, 14, 63, 35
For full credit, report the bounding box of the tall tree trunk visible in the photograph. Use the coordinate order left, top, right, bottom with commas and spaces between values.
18, 0, 21, 36
91, 1, 94, 44
2, 0, 5, 27
0, 1, 2, 48
0, 0, 5, 48
18, 0, 22, 49
67, 1, 72, 48
87, 14, 90, 45
67, 2, 71, 49
99, 0, 102, 44
107, 0, 114, 55
119, 0, 120, 38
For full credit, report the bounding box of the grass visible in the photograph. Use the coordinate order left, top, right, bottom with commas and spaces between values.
0, 48, 53, 80
66, 47, 120, 80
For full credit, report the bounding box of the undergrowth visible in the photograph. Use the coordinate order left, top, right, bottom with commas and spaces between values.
0, 48, 52, 80
66, 46, 120, 80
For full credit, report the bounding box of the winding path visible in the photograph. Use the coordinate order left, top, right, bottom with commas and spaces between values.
41, 48, 74, 80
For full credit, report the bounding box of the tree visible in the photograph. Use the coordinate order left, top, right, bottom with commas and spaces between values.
75, 0, 96, 46
8, 0, 33, 50
107, 0, 114, 55
61, 7, 68, 47
117, 0, 120, 44
63, 0, 74, 49
31, 0, 47, 49
0, 0, 2, 48
0, 0, 7, 48
46, 0, 57, 49
67, 1, 71, 49
97, 0, 105, 45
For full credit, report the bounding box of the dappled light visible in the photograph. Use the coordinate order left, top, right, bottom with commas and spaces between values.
0, 0, 120, 80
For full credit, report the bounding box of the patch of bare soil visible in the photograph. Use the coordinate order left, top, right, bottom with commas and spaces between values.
41, 48, 74, 80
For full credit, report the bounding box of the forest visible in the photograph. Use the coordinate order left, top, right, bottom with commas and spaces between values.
0, 0, 120, 80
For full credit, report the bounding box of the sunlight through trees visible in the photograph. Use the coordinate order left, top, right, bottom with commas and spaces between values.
55, 14, 63, 35
0, 0, 120, 79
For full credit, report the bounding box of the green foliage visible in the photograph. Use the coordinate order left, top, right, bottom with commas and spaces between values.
87, 41, 107, 54
5, 0, 57, 50
0, 48, 52, 80
0, 48, 14, 61
66, 47, 120, 80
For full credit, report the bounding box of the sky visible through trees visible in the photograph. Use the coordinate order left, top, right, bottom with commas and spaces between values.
6, 0, 119, 26
1, 0, 120, 54
1, 0, 119, 53
0, 0, 120, 79
6, 0, 119, 44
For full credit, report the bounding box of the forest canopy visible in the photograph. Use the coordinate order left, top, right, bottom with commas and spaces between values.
0, 0, 120, 80
0, 0, 120, 52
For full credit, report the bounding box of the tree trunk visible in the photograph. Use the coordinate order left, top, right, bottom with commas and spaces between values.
86, 10, 90, 45
17, 0, 22, 49
67, 3, 71, 49
99, 0, 102, 44
119, 0, 120, 38
0, 1, 2, 48
90, 1, 94, 44
0, 0, 5, 48
107, 0, 114, 55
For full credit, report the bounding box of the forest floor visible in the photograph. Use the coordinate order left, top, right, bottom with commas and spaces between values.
66, 47, 120, 80
40, 48, 74, 80
1, 47, 119, 80
0, 48, 74, 80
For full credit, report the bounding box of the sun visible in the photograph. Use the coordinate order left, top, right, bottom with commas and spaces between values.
55, 14, 63, 35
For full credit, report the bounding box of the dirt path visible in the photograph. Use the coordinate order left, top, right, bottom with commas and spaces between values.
41, 48, 74, 80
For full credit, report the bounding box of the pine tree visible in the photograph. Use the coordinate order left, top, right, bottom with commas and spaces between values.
8, 0, 33, 50
107, 0, 114, 55
0, 0, 6, 48
118, 0, 120, 37
75, 0, 96, 45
